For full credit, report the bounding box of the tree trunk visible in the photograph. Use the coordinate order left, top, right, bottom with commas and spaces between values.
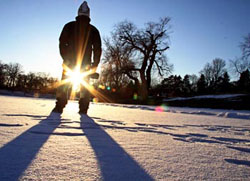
139, 71, 148, 101
146, 53, 156, 91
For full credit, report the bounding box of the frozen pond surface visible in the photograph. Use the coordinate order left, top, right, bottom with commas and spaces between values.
0, 95, 249, 180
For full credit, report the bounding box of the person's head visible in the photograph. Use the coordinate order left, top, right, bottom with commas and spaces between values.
78, 1, 90, 18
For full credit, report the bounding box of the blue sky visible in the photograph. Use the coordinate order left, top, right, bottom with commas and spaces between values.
0, 0, 249, 78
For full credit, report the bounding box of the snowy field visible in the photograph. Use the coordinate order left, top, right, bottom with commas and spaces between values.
0, 95, 249, 180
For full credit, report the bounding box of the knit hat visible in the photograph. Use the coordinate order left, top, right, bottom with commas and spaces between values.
78, 1, 90, 17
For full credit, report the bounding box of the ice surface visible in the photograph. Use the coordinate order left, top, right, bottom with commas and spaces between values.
0, 95, 249, 180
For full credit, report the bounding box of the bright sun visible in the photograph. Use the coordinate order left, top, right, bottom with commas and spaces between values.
67, 68, 84, 91
57, 64, 111, 102
63, 64, 95, 92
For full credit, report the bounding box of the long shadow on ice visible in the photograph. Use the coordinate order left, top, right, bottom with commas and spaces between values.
0, 123, 23, 127
227, 146, 250, 153
212, 136, 250, 144
0, 112, 61, 180
225, 159, 250, 167
80, 115, 153, 181
4, 114, 48, 119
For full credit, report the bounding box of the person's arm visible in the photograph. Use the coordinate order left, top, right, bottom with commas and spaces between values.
92, 27, 102, 70
59, 22, 73, 60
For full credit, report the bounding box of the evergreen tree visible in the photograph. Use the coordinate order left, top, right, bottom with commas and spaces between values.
216, 72, 231, 93
183, 75, 192, 96
238, 69, 250, 93
197, 74, 207, 95
161, 75, 183, 97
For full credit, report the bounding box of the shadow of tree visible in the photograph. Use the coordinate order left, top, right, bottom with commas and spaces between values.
80, 115, 153, 181
0, 112, 61, 180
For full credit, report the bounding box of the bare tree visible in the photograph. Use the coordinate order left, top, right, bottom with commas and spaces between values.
26, 72, 36, 91
230, 34, 250, 77
0, 60, 7, 87
16, 73, 28, 91
211, 58, 226, 81
200, 58, 226, 86
112, 17, 173, 100
229, 57, 250, 76
5, 63, 23, 88
240, 33, 250, 60
101, 36, 138, 89
100, 63, 131, 89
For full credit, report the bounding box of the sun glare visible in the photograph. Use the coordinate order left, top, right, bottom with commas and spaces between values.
56, 64, 111, 102
67, 68, 84, 91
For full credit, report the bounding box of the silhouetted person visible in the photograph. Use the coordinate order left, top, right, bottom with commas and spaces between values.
52, 1, 102, 114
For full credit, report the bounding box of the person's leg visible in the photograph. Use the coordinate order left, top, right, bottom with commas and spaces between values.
52, 70, 70, 113
78, 79, 91, 114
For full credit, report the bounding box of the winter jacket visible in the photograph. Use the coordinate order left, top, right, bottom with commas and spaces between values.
59, 16, 102, 69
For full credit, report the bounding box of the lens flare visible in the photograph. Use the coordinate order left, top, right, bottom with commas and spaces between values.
133, 93, 138, 100
98, 85, 105, 90
155, 104, 168, 112
56, 64, 112, 102
155, 106, 164, 112
67, 68, 84, 92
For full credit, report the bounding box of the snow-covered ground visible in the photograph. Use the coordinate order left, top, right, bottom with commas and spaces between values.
163, 94, 245, 101
0, 95, 249, 180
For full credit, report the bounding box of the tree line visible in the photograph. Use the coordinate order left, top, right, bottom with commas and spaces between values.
0, 61, 57, 95
153, 59, 250, 98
